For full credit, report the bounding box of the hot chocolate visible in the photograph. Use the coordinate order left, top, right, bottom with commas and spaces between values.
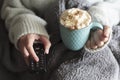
60, 8, 91, 30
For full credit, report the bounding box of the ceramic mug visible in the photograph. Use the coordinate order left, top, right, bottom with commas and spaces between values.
60, 22, 103, 51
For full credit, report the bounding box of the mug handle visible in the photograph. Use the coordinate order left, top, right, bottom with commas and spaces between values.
90, 22, 103, 30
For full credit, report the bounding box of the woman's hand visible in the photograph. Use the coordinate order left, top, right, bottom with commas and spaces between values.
86, 25, 111, 49
18, 33, 51, 65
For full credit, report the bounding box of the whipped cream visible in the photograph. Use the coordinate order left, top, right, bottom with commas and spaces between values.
60, 8, 91, 30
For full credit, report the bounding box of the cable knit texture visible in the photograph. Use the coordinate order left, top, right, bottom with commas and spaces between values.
1, 0, 53, 48
9, 14, 49, 48
50, 47, 119, 80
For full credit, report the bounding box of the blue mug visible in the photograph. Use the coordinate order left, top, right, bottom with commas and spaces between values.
60, 22, 103, 51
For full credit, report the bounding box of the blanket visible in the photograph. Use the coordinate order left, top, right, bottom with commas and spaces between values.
49, 25, 120, 80
48, 0, 120, 80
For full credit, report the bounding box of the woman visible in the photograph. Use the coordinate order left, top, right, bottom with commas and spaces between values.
0, 0, 120, 80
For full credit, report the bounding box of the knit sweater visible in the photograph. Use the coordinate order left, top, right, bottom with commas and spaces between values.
1, 0, 120, 49
0, 1, 120, 80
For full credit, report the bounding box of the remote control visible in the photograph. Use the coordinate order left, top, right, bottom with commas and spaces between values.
29, 42, 47, 73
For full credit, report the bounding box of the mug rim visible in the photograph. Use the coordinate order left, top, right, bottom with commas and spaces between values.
60, 24, 90, 31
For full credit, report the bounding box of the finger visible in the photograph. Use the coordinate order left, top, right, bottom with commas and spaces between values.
101, 36, 109, 43
94, 30, 101, 46
86, 40, 91, 49
94, 30, 104, 47
103, 25, 111, 37
98, 28, 109, 43
101, 25, 110, 42
18, 37, 30, 65
90, 35, 98, 49
19, 46, 30, 65
98, 41, 104, 47
95, 28, 108, 44
22, 47, 29, 58
23, 47, 30, 65
24, 57, 29, 66
40, 36, 51, 54
90, 31, 97, 49
18, 42, 30, 58
26, 42, 39, 62
26, 35, 39, 62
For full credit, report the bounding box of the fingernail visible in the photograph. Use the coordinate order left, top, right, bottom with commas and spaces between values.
104, 33, 109, 37
36, 57, 39, 62
45, 49, 49, 54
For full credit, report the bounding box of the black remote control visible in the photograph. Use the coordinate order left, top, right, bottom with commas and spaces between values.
29, 42, 47, 73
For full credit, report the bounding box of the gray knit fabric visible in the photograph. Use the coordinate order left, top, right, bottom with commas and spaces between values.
49, 25, 120, 80
48, 0, 120, 80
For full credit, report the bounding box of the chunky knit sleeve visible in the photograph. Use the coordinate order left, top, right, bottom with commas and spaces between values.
84, 0, 120, 52
88, 0, 120, 27
1, 0, 49, 48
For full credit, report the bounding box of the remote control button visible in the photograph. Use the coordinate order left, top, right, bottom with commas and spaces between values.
29, 42, 47, 73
